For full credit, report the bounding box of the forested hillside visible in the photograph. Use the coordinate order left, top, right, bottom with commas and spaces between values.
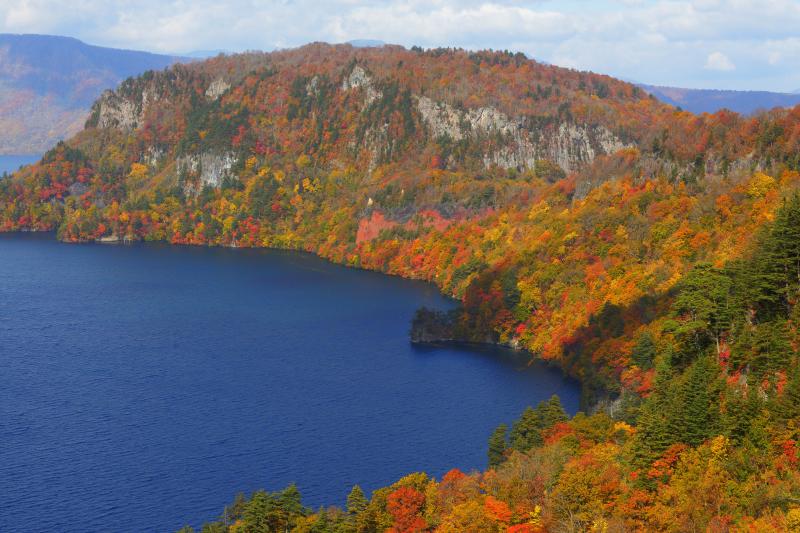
2, 43, 800, 531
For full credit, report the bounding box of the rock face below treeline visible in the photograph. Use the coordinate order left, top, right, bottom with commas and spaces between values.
409, 307, 458, 343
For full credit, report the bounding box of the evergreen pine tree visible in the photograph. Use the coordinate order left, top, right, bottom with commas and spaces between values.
672, 263, 734, 363
751, 319, 791, 376
769, 194, 800, 311
680, 356, 721, 446
309, 508, 332, 532
509, 406, 542, 451
541, 395, 568, 428
772, 363, 800, 423
741, 195, 800, 322
721, 385, 762, 446
488, 423, 508, 467
632, 357, 677, 469
507, 396, 568, 452
745, 233, 786, 320
632, 399, 674, 470
279, 484, 305, 520
631, 331, 657, 369
346, 485, 368, 516
243, 491, 271, 532
242, 485, 306, 533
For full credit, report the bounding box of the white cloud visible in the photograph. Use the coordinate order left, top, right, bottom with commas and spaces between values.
768, 51, 781, 66
705, 51, 735, 71
0, 0, 799, 91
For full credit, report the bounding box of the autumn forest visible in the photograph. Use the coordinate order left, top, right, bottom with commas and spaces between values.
2, 43, 800, 531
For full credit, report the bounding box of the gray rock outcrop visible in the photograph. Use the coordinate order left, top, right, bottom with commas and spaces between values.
415, 95, 628, 173
205, 78, 230, 101
94, 87, 162, 130
342, 65, 380, 104
178, 152, 237, 192
95, 90, 141, 129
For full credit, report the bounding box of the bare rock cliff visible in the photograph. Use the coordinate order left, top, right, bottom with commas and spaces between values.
416, 95, 628, 173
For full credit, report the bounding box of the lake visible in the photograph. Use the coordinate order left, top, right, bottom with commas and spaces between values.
0, 234, 579, 532
0, 155, 40, 175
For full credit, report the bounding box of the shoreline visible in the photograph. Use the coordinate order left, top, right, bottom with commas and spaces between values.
1, 229, 597, 409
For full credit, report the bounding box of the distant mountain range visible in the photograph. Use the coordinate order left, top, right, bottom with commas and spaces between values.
640, 84, 800, 115
0, 34, 184, 154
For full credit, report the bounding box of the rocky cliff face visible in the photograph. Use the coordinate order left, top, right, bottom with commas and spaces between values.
177, 152, 238, 192
339, 65, 629, 176
93, 85, 165, 130
205, 78, 230, 101
90, 74, 239, 193
341, 65, 380, 104
94, 91, 142, 129
416, 95, 628, 173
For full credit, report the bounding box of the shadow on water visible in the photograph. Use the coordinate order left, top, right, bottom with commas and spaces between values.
411, 341, 581, 413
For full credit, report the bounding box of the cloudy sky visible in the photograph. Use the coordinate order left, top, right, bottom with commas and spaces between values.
2, 0, 799, 92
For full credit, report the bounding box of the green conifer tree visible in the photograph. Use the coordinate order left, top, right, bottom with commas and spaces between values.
346, 485, 368, 516
772, 363, 800, 423
632, 356, 678, 469
680, 356, 721, 446
509, 406, 541, 451
631, 331, 657, 369
751, 319, 791, 376
672, 263, 734, 363
488, 423, 508, 467
721, 385, 762, 446
541, 395, 568, 428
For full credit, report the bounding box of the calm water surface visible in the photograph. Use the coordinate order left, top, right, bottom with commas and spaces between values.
0, 234, 579, 532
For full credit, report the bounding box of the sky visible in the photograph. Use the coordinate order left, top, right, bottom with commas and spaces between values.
1, 0, 799, 92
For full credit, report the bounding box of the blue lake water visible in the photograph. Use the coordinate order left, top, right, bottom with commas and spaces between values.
0, 233, 580, 532
0, 155, 40, 175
